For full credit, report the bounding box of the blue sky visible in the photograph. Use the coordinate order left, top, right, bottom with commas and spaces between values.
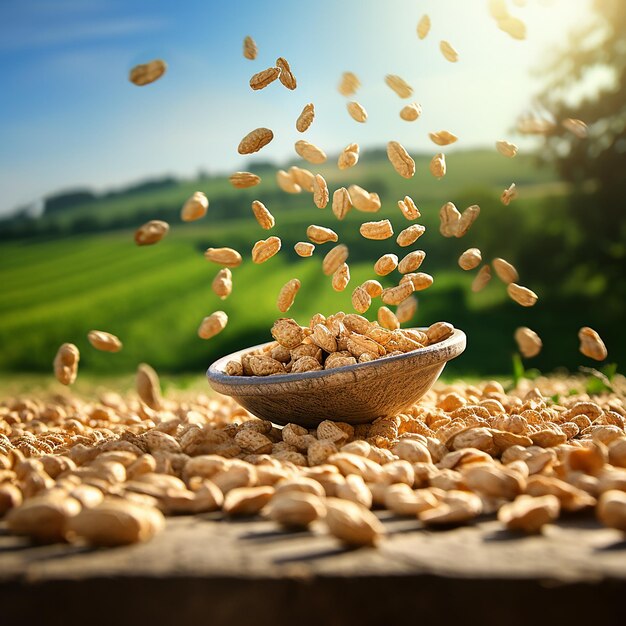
0, 0, 593, 215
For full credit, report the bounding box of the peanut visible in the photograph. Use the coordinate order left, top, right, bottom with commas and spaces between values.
295, 140, 327, 164
338, 71, 360, 96
289, 166, 315, 191
439, 202, 461, 237
277, 279, 301, 313
472, 265, 492, 292
265, 492, 325, 527
271, 318, 304, 349
385, 74, 413, 98
456, 204, 480, 237
348, 184, 380, 212
307, 225, 338, 244
294, 242, 315, 257
427, 321, 454, 344
458, 248, 482, 271
398, 250, 426, 274
362, 279, 383, 298
396, 295, 418, 324
440, 40, 459, 62
429, 130, 458, 146
430, 153, 446, 179
381, 282, 414, 306
360, 219, 394, 240
198, 311, 228, 340
579, 327, 608, 361
243, 36, 257, 60
597, 490, 626, 531
378, 307, 400, 331
54, 343, 79, 385
249, 67, 280, 90
398, 196, 421, 220
136, 363, 162, 410
8, 494, 81, 542
351, 286, 371, 314
204, 247, 242, 267
68, 499, 164, 546
129, 59, 166, 86
249, 356, 285, 376
292, 356, 323, 373
498, 495, 560, 533
276, 169, 301, 193
230, 172, 261, 188
496, 140, 518, 158
400, 102, 422, 121
251, 200, 275, 230
498, 16, 527, 40
134, 220, 169, 246
507, 283, 538, 307
252, 236, 281, 264
417, 15, 431, 39
276, 57, 296, 90
492, 258, 519, 284
323, 244, 349, 276
501, 183, 518, 205
310, 324, 338, 353
338, 143, 359, 170
387, 141, 415, 178
332, 263, 350, 292
374, 254, 398, 276
180, 191, 208, 222
397, 224, 425, 247
324, 498, 385, 546
223, 486, 275, 515
403, 272, 434, 291
313, 174, 329, 209
212, 268, 233, 299
87, 331, 122, 353
347, 101, 367, 123
332, 187, 352, 220
515, 327, 542, 358
238, 127, 274, 154
296, 103, 315, 132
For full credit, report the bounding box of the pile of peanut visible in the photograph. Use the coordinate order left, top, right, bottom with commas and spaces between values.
225, 314, 454, 376
2, 372, 625, 548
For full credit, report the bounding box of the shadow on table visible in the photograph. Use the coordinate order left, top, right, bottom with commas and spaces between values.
272, 545, 357, 564
239, 527, 312, 543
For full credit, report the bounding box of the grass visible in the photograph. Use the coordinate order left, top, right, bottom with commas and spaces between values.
1, 148, 621, 381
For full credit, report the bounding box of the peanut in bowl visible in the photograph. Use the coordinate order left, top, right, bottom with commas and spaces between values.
206, 327, 466, 427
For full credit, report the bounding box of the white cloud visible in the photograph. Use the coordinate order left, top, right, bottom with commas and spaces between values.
0, 16, 167, 51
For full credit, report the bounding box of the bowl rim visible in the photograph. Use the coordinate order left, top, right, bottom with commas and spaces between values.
206, 327, 466, 392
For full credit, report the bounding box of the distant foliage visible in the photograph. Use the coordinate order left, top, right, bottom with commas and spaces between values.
44, 190, 96, 214
537, 0, 626, 302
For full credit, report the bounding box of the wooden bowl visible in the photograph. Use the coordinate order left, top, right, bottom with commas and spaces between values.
206, 328, 466, 427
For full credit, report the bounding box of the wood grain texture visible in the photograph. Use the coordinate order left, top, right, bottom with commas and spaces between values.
206, 328, 466, 426
0, 515, 624, 626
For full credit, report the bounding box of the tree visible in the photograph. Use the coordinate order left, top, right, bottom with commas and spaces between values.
535, 0, 626, 300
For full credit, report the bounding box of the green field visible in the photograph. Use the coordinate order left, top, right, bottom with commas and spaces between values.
1, 148, 621, 380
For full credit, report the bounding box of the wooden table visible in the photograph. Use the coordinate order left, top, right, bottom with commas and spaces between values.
1, 512, 625, 626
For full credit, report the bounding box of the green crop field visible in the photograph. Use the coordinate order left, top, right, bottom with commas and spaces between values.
1, 148, 621, 381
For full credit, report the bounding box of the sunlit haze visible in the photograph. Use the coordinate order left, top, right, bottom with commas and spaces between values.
0, 0, 593, 215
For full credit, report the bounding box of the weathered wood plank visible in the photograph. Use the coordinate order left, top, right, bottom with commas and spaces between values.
1, 514, 624, 626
